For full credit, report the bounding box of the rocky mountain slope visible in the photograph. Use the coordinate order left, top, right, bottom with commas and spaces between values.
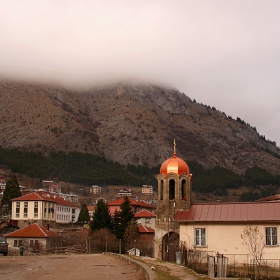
0, 80, 280, 176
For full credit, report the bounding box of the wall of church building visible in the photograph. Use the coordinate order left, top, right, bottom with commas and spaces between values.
157, 174, 192, 208
154, 228, 167, 260
155, 171, 192, 260
179, 222, 280, 266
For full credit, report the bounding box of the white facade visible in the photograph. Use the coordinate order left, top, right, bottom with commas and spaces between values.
179, 222, 280, 266
90, 185, 102, 194
136, 216, 156, 230
58, 193, 79, 203
142, 185, 153, 195
11, 192, 80, 227
56, 204, 80, 224
11, 200, 56, 226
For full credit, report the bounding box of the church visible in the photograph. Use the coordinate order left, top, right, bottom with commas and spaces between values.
155, 140, 280, 265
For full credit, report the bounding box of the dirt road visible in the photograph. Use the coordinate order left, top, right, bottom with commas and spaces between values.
0, 254, 145, 280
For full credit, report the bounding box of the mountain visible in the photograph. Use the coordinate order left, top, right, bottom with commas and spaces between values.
0, 80, 280, 176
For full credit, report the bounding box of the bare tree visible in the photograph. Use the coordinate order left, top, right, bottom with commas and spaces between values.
90, 228, 118, 253
241, 225, 265, 279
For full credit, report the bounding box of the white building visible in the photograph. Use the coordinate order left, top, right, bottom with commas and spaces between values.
11, 192, 80, 228
142, 185, 153, 195
90, 185, 102, 194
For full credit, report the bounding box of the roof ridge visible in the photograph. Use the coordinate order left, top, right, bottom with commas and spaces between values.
36, 223, 48, 237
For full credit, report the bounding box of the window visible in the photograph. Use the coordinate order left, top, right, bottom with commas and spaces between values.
24, 202, 28, 218
44, 203, 47, 218
266, 227, 278, 246
34, 202, 38, 218
14, 240, 22, 247
16, 202, 20, 218
195, 228, 206, 246
145, 218, 151, 224
169, 179, 175, 200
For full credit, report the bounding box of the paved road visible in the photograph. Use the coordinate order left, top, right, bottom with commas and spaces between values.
0, 254, 145, 280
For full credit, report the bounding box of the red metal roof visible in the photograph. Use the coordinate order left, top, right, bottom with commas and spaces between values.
4, 223, 60, 238
134, 210, 156, 218
175, 201, 280, 222
138, 225, 155, 233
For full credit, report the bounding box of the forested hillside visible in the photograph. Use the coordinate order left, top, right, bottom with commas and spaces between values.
0, 146, 279, 202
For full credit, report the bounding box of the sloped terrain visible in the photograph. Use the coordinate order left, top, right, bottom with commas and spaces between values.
0, 80, 280, 176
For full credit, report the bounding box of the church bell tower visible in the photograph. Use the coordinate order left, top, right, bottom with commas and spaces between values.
154, 140, 192, 260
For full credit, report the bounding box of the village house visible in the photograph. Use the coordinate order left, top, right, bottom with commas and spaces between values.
137, 224, 155, 257
90, 185, 102, 194
116, 188, 132, 198
0, 174, 6, 196
11, 192, 80, 228
142, 185, 154, 195
107, 197, 156, 215
87, 205, 95, 218
54, 195, 80, 225
4, 223, 60, 252
58, 192, 79, 203
134, 209, 156, 230
48, 183, 61, 194
175, 201, 280, 266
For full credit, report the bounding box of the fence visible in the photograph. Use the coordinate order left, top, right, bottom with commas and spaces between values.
8, 245, 87, 256
248, 259, 280, 280
184, 249, 280, 280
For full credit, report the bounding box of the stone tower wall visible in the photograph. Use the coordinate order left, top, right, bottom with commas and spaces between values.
155, 172, 192, 259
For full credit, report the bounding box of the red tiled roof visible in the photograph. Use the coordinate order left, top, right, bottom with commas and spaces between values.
134, 210, 156, 218
175, 201, 280, 222
107, 197, 156, 209
138, 224, 155, 233
12, 192, 80, 208
4, 223, 60, 238
12, 192, 55, 202
87, 206, 95, 211
258, 194, 280, 202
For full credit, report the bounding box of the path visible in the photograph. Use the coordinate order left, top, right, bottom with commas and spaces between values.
0, 254, 145, 280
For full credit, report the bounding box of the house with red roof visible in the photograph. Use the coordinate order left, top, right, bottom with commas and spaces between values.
5, 223, 60, 252
107, 197, 156, 215
11, 192, 80, 228
137, 224, 155, 257
134, 210, 156, 230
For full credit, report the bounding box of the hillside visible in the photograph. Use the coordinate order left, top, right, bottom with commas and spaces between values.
0, 80, 280, 177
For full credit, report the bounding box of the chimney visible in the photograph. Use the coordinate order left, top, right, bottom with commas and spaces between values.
47, 224, 50, 231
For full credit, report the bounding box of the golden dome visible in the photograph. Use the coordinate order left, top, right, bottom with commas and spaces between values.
160, 140, 190, 175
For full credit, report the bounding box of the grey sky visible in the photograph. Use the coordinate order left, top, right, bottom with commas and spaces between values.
1, 1, 280, 145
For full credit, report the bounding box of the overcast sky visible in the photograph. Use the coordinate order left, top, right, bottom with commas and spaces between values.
1, 1, 280, 146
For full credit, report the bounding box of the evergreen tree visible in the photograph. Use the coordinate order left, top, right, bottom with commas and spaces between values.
1, 175, 22, 215
78, 202, 90, 223
112, 209, 122, 239
114, 196, 134, 240
91, 199, 112, 232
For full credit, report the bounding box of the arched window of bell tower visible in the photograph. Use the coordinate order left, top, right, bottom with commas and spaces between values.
169, 179, 175, 200
160, 180, 164, 200
181, 179, 187, 200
